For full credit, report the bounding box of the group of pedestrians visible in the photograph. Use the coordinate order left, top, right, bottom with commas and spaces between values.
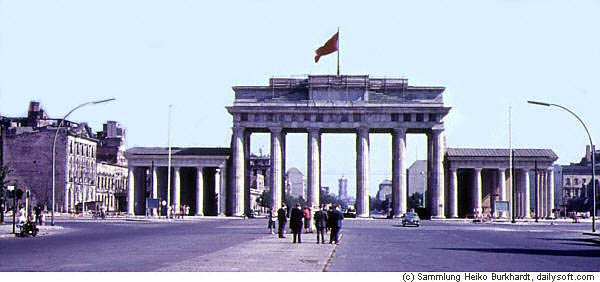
270, 203, 344, 244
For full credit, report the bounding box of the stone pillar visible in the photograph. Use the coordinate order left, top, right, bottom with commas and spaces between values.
307, 128, 321, 209
392, 128, 407, 217
173, 166, 181, 213
356, 127, 370, 217
127, 167, 135, 215
542, 171, 548, 218
547, 168, 555, 219
244, 131, 252, 216
232, 127, 245, 216
449, 168, 458, 218
152, 167, 158, 216
498, 169, 506, 218
196, 167, 204, 216
523, 169, 531, 218
537, 171, 546, 218
429, 129, 445, 218
215, 167, 221, 216
474, 168, 483, 217
219, 165, 227, 216
270, 127, 283, 211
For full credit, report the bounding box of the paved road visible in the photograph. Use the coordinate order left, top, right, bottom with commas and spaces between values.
0, 218, 598, 272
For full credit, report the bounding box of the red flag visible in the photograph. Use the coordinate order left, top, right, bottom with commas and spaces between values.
314, 32, 339, 63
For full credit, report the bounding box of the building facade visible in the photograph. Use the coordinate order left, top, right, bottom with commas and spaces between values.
125, 147, 230, 216
285, 167, 306, 199
1, 102, 126, 213
445, 148, 558, 219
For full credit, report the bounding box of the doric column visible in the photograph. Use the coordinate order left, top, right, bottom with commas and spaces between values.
152, 166, 158, 216
538, 171, 544, 218
356, 127, 370, 217
449, 168, 458, 218
474, 168, 483, 217
219, 165, 227, 216
173, 166, 181, 212
307, 128, 321, 209
429, 129, 445, 218
270, 127, 283, 211
542, 171, 548, 218
392, 128, 407, 217
215, 167, 221, 216
547, 167, 555, 219
232, 127, 245, 216
244, 131, 252, 216
498, 169, 507, 218
523, 169, 531, 218
127, 167, 135, 215
196, 167, 204, 216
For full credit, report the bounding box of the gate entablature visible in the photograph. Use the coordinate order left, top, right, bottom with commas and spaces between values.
227, 75, 451, 132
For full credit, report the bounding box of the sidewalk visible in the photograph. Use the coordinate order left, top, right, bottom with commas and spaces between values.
157, 231, 338, 272
0, 222, 64, 239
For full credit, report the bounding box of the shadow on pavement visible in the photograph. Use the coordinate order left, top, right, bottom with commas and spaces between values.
433, 247, 600, 258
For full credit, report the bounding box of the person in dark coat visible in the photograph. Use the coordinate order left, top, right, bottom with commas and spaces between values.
314, 204, 328, 244
289, 203, 304, 243
277, 204, 288, 238
329, 204, 344, 244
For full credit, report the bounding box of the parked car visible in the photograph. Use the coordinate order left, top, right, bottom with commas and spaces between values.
401, 212, 420, 227
343, 208, 357, 218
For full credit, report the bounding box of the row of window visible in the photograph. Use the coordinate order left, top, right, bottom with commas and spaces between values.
564, 177, 598, 187
69, 140, 95, 158
239, 112, 439, 123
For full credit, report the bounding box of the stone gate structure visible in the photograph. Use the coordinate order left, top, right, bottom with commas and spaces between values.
227, 75, 451, 218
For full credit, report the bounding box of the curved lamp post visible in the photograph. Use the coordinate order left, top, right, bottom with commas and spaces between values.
51, 98, 115, 226
527, 100, 596, 233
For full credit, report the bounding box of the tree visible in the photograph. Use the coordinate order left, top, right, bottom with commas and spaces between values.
256, 190, 272, 209
408, 192, 424, 211
0, 164, 12, 223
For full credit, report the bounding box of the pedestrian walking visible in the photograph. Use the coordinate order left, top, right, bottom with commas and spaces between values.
290, 203, 303, 243
277, 204, 288, 238
303, 206, 312, 233
267, 208, 277, 234
314, 204, 328, 244
34, 205, 42, 225
329, 204, 344, 244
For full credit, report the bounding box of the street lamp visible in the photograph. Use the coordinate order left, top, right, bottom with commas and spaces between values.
527, 100, 596, 233
51, 98, 115, 226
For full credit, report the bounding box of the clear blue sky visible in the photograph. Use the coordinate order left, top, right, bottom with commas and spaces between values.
1, 0, 599, 197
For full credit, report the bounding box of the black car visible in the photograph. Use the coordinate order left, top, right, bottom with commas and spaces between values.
401, 212, 420, 227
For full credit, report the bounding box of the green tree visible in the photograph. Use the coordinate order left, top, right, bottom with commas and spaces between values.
0, 164, 11, 223
408, 192, 424, 211
256, 190, 272, 209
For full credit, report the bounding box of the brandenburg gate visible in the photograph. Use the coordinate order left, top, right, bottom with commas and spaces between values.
227, 75, 451, 218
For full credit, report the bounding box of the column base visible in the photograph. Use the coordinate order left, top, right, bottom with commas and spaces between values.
195, 213, 204, 217
431, 215, 446, 220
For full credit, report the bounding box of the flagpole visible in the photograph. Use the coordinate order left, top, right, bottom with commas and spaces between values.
337, 27, 340, 76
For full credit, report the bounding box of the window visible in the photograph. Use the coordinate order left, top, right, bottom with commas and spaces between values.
566, 178, 571, 186
316, 114, 323, 122
403, 114, 411, 122
353, 113, 361, 122
391, 113, 399, 122
240, 113, 248, 122
429, 114, 437, 122
416, 113, 424, 122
